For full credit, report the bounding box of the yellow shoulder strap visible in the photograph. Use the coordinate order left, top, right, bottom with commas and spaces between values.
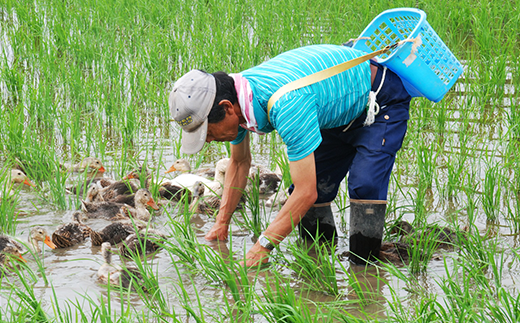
266, 43, 398, 123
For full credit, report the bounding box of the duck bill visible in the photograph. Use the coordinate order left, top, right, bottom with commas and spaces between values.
147, 198, 160, 210
165, 165, 177, 174
18, 255, 27, 263
44, 236, 57, 249
123, 173, 136, 180
23, 179, 35, 187
97, 166, 106, 173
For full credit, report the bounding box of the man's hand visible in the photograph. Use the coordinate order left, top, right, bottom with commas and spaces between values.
241, 242, 270, 267
205, 222, 229, 241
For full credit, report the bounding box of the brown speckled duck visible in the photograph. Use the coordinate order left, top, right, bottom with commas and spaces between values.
0, 236, 26, 265
52, 212, 93, 248
378, 220, 465, 263
119, 229, 167, 259
81, 188, 159, 222
90, 220, 147, 246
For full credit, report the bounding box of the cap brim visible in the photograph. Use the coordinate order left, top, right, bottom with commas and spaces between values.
180, 118, 208, 155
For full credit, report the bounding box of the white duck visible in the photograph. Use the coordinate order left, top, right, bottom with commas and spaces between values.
160, 158, 229, 197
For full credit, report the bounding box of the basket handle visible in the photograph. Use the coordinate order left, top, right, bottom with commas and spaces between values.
267, 42, 400, 123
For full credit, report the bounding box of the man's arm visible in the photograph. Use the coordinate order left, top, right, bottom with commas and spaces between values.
205, 132, 252, 241
244, 152, 317, 266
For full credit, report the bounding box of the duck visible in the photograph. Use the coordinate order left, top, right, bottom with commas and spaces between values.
65, 157, 112, 197
389, 220, 463, 248
163, 158, 230, 195
90, 220, 147, 246
26, 226, 57, 253
1, 169, 35, 199
158, 183, 192, 202
189, 181, 222, 215
265, 188, 289, 208
122, 166, 152, 189
91, 180, 140, 205
63, 157, 106, 175
81, 188, 159, 222
0, 227, 56, 265
119, 229, 167, 259
8, 169, 35, 187
0, 236, 26, 266
97, 242, 145, 290
247, 164, 283, 195
52, 212, 93, 248
165, 158, 216, 178
378, 220, 465, 263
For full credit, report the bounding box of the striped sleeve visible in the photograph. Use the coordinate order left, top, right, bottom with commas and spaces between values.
272, 93, 322, 161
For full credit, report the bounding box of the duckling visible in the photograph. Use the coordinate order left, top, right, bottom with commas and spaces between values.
378, 220, 465, 263
265, 188, 289, 208
81, 188, 159, 222
0, 236, 26, 266
52, 212, 93, 248
90, 220, 146, 246
27, 226, 57, 253
97, 242, 145, 290
119, 229, 167, 258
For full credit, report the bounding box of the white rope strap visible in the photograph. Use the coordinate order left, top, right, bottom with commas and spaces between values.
364, 66, 387, 127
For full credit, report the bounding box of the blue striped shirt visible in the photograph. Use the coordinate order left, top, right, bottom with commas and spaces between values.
231, 44, 371, 161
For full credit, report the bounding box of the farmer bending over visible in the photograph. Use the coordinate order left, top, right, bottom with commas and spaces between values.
169, 44, 411, 266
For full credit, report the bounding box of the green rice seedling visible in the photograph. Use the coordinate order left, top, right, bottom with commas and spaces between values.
456, 223, 492, 273
257, 272, 325, 323
414, 138, 437, 190
403, 223, 447, 274
482, 164, 502, 222
6, 264, 49, 322
122, 252, 169, 316
505, 193, 520, 233
486, 286, 520, 322
0, 187, 19, 236
173, 265, 208, 323
239, 173, 266, 237
283, 237, 339, 296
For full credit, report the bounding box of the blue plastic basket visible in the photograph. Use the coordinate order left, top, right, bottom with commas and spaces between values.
352, 8, 463, 102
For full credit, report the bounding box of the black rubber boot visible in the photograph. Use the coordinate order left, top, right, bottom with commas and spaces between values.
349, 199, 386, 265
298, 204, 337, 242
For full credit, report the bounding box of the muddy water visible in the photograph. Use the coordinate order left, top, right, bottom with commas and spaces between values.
5, 167, 520, 322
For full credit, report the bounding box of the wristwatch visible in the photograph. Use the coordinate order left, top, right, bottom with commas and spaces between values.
258, 234, 275, 251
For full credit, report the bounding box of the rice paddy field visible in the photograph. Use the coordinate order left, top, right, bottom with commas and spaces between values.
0, 0, 519, 321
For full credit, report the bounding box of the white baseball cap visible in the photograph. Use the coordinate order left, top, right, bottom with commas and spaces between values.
169, 70, 216, 154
